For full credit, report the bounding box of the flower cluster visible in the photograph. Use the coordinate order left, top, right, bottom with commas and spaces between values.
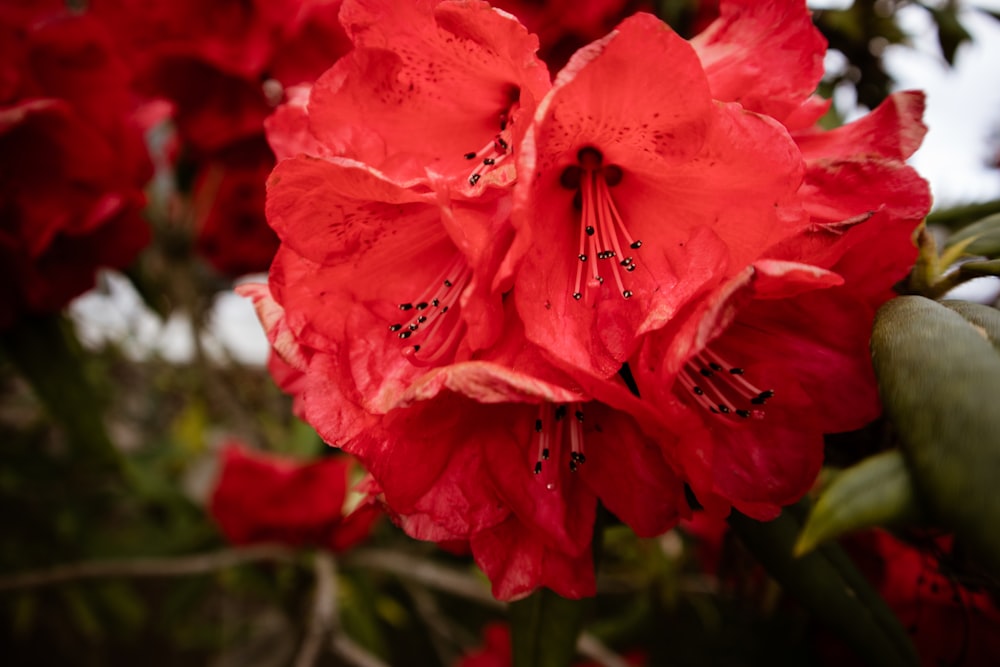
0, 1, 151, 328
85, 0, 355, 276
244, 0, 931, 600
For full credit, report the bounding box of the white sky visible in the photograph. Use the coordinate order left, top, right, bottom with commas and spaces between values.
70, 1, 1000, 362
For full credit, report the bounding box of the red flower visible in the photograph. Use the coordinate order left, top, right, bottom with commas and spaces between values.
192, 137, 279, 277
209, 442, 381, 552
507, 12, 810, 378
456, 623, 511, 667
630, 91, 930, 519
490, 0, 655, 71
0, 8, 150, 328
877, 534, 1000, 667
303, 0, 551, 187
85, 0, 354, 275
456, 621, 648, 666
689, 0, 826, 124
250, 154, 513, 438
343, 334, 687, 599
834, 531, 1000, 667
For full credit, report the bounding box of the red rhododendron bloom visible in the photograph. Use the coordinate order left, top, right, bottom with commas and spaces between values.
0, 7, 150, 329
630, 91, 930, 519
87, 0, 354, 275
246, 154, 514, 437
854, 532, 1000, 667
210, 442, 380, 552
507, 11, 811, 378
491, 0, 655, 70
304, 0, 551, 188
343, 334, 687, 599
192, 137, 279, 276
90, 0, 351, 150
456, 621, 648, 666
456, 622, 511, 667
246, 0, 934, 602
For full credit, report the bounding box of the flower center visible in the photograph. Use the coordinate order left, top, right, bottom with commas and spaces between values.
463, 101, 519, 187
531, 402, 589, 490
678, 348, 774, 420
559, 147, 642, 302
387, 256, 470, 367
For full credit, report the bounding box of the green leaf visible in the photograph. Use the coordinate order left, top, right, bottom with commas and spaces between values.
509, 588, 588, 667
871, 295, 1000, 572
730, 503, 919, 667
941, 300, 1000, 354
943, 212, 1000, 258
928, 6, 973, 66
958, 258, 1000, 280
795, 450, 922, 556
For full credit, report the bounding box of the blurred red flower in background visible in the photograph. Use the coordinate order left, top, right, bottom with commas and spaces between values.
85, 0, 353, 277
0, 4, 151, 328
210, 442, 381, 552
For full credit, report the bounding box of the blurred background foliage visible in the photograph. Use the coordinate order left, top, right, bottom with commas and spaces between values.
2, 1, 1000, 666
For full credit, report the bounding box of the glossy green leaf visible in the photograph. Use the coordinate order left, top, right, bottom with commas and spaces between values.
871, 295, 1000, 572
509, 588, 587, 667
730, 503, 919, 667
795, 450, 921, 556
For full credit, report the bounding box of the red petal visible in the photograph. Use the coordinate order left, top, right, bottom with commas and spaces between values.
310, 0, 550, 183
794, 91, 928, 162
470, 516, 597, 601
691, 0, 826, 122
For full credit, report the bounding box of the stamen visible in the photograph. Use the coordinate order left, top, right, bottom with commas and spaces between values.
462, 104, 519, 187
531, 402, 589, 485
679, 348, 773, 421
558, 146, 642, 302
388, 256, 471, 367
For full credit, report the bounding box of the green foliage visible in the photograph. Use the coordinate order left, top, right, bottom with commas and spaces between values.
730, 503, 919, 667
510, 588, 589, 667
795, 450, 922, 556
871, 296, 1000, 573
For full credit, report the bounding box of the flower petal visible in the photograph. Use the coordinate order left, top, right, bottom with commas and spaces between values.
690, 0, 826, 122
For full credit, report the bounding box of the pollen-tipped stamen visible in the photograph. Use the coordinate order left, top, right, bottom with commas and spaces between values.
463, 105, 519, 187
680, 349, 773, 420
388, 257, 471, 366
532, 402, 588, 483
561, 147, 640, 302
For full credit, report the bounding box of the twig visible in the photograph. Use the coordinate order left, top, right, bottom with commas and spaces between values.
403, 581, 467, 664
347, 548, 633, 667
331, 635, 391, 667
344, 548, 501, 608
294, 552, 337, 667
577, 633, 632, 667
0, 544, 297, 592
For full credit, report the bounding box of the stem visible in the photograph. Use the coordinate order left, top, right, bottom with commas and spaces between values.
295, 552, 338, 667
0, 545, 297, 592
343, 548, 501, 607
